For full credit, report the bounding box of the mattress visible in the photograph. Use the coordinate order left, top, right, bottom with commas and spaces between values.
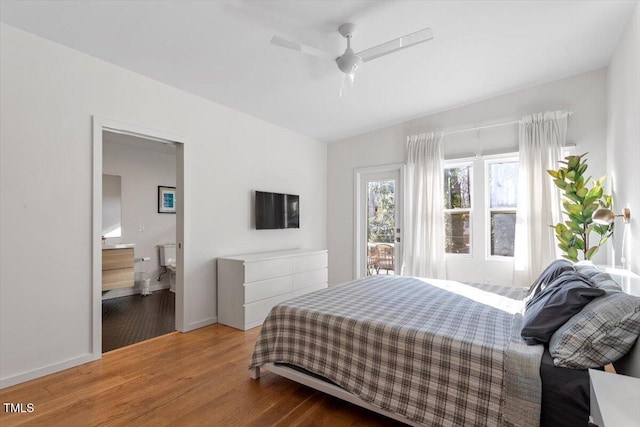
250, 275, 544, 426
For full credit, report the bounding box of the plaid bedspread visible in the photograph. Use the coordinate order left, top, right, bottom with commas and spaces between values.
249, 275, 543, 427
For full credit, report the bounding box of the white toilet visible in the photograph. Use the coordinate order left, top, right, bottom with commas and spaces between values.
159, 243, 177, 292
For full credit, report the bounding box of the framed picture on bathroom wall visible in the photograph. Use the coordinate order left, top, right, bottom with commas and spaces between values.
158, 186, 176, 214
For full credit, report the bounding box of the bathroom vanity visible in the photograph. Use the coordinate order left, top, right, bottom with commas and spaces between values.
102, 244, 135, 291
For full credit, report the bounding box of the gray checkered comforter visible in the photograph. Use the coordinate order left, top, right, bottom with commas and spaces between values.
249, 275, 543, 427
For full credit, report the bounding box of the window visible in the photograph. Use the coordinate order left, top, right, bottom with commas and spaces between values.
444, 163, 472, 254
487, 158, 519, 257
443, 155, 519, 258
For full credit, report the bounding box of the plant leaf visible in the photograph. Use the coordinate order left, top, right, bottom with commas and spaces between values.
566, 204, 583, 215
568, 156, 580, 170
555, 223, 567, 234
561, 230, 574, 242
583, 195, 599, 206
553, 178, 566, 189
599, 234, 611, 246
586, 186, 603, 199
568, 213, 584, 224
585, 246, 598, 260
565, 193, 582, 204
567, 221, 583, 234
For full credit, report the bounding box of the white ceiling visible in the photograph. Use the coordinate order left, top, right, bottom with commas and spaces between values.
1, 0, 636, 142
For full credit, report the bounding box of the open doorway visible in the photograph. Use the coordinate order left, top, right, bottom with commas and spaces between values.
101, 131, 177, 352
92, 117, 186, 357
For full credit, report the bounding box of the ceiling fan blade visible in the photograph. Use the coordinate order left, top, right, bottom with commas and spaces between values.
270, 36, 336, 60
357, 27, 433, 63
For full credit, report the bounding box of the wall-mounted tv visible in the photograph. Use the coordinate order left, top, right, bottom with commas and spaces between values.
255, 191, 299, 229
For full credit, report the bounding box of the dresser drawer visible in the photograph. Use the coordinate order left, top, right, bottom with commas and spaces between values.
292, 268, 328, 291
244, 294, 291, 327
245, 258, 292, 282
244, 276, 292, 304
292, 252, 328, 273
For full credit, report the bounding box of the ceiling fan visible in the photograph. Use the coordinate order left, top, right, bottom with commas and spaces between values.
271, 23, 433, 97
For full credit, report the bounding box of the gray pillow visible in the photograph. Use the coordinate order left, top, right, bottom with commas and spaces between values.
521, 271, 605, 345
574, 263, 622, 292
527, 259, 575, 299
549, 290, 640, 368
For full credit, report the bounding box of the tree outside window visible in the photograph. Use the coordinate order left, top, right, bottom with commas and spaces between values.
444, 165, 471, 254
367, 180, 395, 243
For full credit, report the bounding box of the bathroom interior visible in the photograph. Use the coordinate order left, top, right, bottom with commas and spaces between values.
101, 130, 177, 352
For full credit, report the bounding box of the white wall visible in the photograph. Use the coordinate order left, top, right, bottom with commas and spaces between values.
0, 24, 327, 387
328, 69, 608, 286
607, 3, 640, 274
103, 133, 176, 295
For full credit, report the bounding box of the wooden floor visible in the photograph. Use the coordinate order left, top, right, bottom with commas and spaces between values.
0, 324, 405, 426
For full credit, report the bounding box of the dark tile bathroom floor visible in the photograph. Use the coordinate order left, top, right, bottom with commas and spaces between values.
102, 289, 175, 352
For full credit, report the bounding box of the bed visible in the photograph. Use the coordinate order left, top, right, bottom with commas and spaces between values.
249, 269, 639, 426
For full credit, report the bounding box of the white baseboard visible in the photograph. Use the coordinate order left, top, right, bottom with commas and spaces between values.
1, 315, 217, 388
0, 353, 98, 390
184, 316, 217, 332
102, 282, 170, 300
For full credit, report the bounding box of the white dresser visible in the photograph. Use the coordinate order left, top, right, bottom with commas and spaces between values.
217, 249, 328, 330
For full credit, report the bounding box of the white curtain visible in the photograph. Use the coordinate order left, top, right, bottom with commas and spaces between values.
513, 111, 568, 285
402, 132, 446, 279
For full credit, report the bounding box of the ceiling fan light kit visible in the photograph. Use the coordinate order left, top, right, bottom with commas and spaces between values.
336, 48, 362, 75
271, 23, 433, 96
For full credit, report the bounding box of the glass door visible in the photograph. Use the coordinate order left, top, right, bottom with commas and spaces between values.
366, 179, 396, 275
355, 165, 403, 278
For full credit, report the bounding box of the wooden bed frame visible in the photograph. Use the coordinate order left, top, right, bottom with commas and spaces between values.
250, 363, 421, 426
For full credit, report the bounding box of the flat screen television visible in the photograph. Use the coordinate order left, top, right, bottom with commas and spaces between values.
255, 191, 300, 229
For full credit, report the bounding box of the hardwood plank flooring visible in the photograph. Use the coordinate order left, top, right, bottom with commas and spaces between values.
0, 324, 406, 426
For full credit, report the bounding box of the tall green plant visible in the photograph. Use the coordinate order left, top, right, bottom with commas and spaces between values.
547, 153, 613, 261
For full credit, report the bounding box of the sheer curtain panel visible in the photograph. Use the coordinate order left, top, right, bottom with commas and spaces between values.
403, 132, 446, 279
513, 111, 568, 285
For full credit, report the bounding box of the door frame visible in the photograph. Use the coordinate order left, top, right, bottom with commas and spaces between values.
92, 116, 188, 358
353, 163, 404, 279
